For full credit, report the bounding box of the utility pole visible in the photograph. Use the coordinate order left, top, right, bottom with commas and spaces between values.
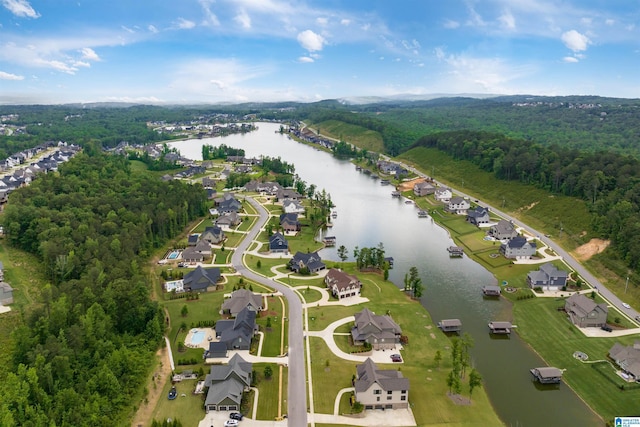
625, 276, 629, 294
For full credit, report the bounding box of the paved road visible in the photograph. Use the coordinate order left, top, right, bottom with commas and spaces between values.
232, 197, 307, 427
400, 162, 640, 322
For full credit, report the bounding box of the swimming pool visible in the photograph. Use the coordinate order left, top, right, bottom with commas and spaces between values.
191, 330, 205, 345
167, 250, 180, 260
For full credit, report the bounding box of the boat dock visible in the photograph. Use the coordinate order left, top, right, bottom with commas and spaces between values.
488, 321, 513, 334
438, 319, 462, 334
482, 285, 502, 296
418, 210, 429, 217
322, 236, 336, 246
380, 179, 390, 185
447, 246, 464, 257
391, 191, 401, 198
530, 367, 563, 384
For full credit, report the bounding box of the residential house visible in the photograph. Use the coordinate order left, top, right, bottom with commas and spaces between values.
0, 282, 13, 305
215, 193, 242, 213
434, 188, 452, 202
200, 226, 226, 245
182, 266, 221, 292
354, 358, 409, 410
565, 293, 608, 328
275, 188, 302, 202
527, 263, 568, 290
351, 308, 402, 350
269, 232, 289, 254
215, 306, 257, 350
324, 268, 362, 300
500, 236, 537, 259
413, 181, 436, 197
222, 289, 264, 317
215, 212, 241, 229
488, 220, 518, 241
446, 197, 470, 215
609, 341, 640, 381
187, 234, 199, 246
289, 251, 326, 273
283, 199, 305, 214
244, 180, 283, 196
194, 240, 212, 257
206, 188, 217, 200
467, 206, 491, 225
279, 213, 301, 234
203, 341, 228, 359
203, 353, 252, 412
181, 247, 205, 264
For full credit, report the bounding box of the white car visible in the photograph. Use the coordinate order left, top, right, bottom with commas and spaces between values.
622, 303, 631, 309
224, 420, 239, 427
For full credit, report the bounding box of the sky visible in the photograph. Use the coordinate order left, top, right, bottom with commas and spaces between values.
0, 0, 639, 104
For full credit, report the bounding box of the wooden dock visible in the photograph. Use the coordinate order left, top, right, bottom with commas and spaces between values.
488, 321, 513, 334
482, 285, 502, 296
530, 367, 563, 384
438, 319, 462, 333
322, 236, 336, 246
447, 246, 464, 257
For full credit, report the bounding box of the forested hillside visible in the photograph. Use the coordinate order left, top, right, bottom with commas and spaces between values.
0, 150, 208, 426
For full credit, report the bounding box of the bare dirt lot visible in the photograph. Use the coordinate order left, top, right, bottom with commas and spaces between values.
397, 178, 425, 192
131, 346, 172, 427
572, 238, 610, 261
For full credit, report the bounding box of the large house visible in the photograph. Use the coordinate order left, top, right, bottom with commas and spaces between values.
434, 188, 452, 203
354, 358, 410, 410
283, 199, 305, 214
215, 306, 257, 350
467, 206, 490, 225
500, 236, 537, 259
215, 193, 242, 214
609, 341, 640, 381
413, 181, 436, 197
275, 188, 302, 202
527, 263, 568, 290
200, 226, 226, 245
446, 197, 470, 215
182, 266, 221, 292
324, 268, 362, 300
204, 353, 252, 412
222, 289, 264, 317
289, 251, 326, 273
181, 247, 205, 264
564, 294, 608, 328
269, 232, 289, 254
488, 220, 518, 241
279, 213, 301, 234
215, 212, 241, 229
351, 308, 402, 350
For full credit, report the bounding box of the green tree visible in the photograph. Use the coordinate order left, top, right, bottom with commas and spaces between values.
181, 305, 189, 317
337, 245, 348, 262
264, 365, 273, 379
469, 369, 483, 397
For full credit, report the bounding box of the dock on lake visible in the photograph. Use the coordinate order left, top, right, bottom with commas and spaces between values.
322, 236, 336, 246
438, 319, 462, 333
447, 246, 464, 257
530, 367, 563, 384
482, 285, 502, 296
488, 321, 513, 334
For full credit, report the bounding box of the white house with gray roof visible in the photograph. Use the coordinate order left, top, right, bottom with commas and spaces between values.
355, 358, 409, 410
221, 289, 264, 317
527, 263, 568, 290
500, 236, 537, 259
489, 219, 518, 241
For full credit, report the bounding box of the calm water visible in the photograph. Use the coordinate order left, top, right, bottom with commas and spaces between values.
170, 123, 602, 426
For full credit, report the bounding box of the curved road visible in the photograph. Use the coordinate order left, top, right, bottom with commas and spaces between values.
400, 162, 640, 322
232, 197, 307, 427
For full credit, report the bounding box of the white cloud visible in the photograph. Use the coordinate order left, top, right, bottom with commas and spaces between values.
316, 17, 328, 26
173, 18, 196, 30
148, 25, 158, 33
605, 19, 615, 26
234, 9, 251, 29
498, 11, 516, 30
79, 47, 100, 61
443, 19, 460, 29
298, 56, 314, 63
297, 30, 325, 52
340, 19, 351, 26
401, 39, 420, 55
561, 29, 590, 52
0, 70, 24, 80
199, 0, 220, 27
121, 26, 136, 34
563, 56, 579, 63
1, 0, 39, 18
72, 60, 91, 68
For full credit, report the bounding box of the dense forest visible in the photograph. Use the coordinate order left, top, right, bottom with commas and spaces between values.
0, 150, 208, 426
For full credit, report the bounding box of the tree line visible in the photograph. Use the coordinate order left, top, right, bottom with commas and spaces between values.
0, 149, 208, 426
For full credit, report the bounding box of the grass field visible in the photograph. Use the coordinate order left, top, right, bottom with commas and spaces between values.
309, 119, 386, 153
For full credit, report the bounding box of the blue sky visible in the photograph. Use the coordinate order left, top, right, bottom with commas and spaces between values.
1, 0, 639, 104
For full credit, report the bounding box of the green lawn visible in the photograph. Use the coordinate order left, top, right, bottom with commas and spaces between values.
150, 379, 206, 427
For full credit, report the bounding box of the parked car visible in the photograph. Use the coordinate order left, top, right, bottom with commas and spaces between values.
224, 420, 239, 427
168, 386, 177, 400
622, 303, 631, 309
230, 412, 243, 421
601, 325, 613, 332
390, 354, 402, 362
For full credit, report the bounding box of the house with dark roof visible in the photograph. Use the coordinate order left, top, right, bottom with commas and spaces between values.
222, 289, 264, 317
187, 234, 199, 246
215, 306, 257, 350
609, 341, 640, 381
446, 197, 470, 215
354, 358, 409, 410
200, 226, 226, 245
0, 282, 13, 305
215, 212, 241, 229
467, 206, 491, 225
269, 232, 289, 254
279, 213, 301, 234
215, 193, 242, 213
324, 268, 361, 300
202, 176, 216, 188
183, 266, 221, 292
351, 308, 402, 350
275, 188, 302, 202
413, 181, 436, 197
181, 247, 205, 263
488, 220, 518, 241
204, 341, 228, 359
203, 353, 252, 412
289, 251, 326, 273
194, 240, 212, 256
500, 236, 537, 259
565, 293, 608, 328
527, 263, 568, 290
